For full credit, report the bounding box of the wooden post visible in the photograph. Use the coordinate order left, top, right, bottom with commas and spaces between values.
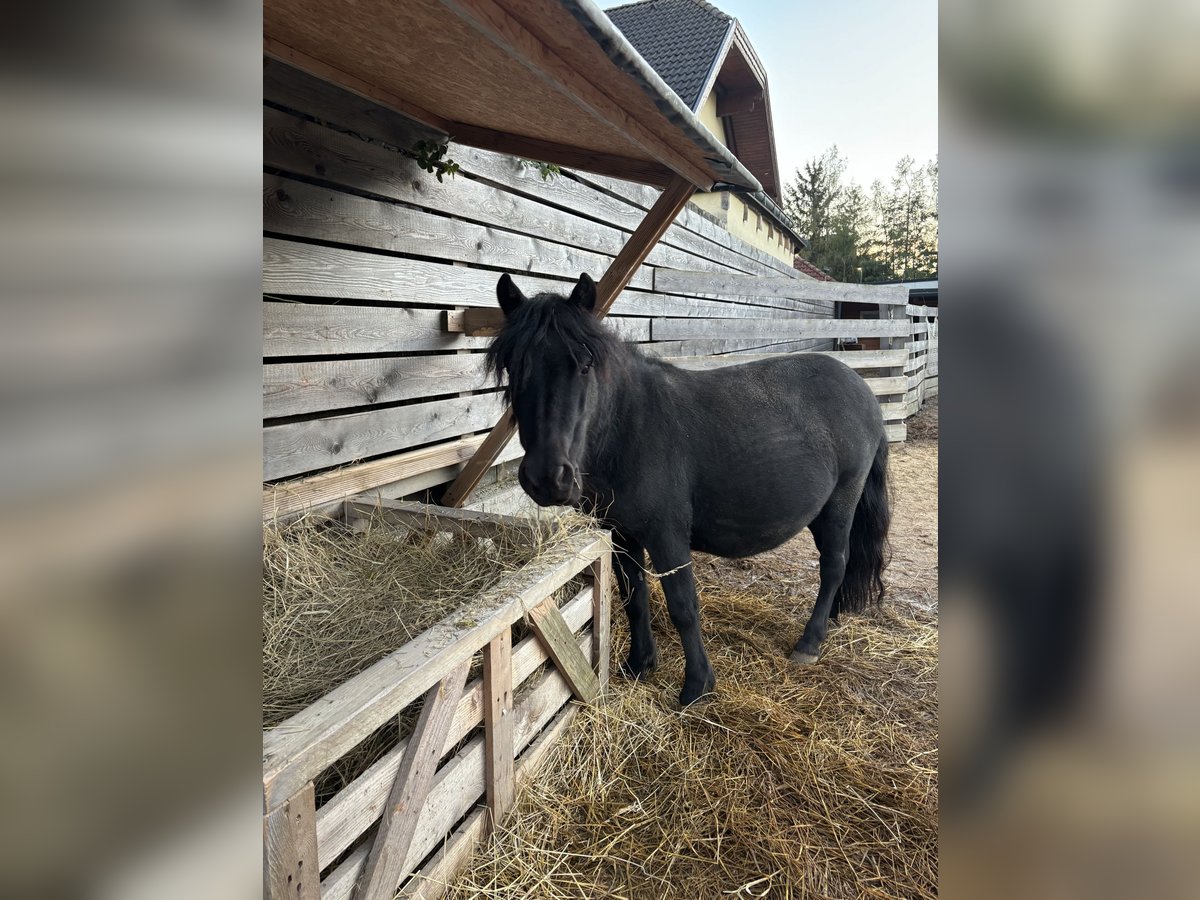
354, 661, 471, 900
441, 174, 696, 507
482, 630, 515, 830
264, 782, 320, 900
589, 552, 612, 688
880, 298, 908, 442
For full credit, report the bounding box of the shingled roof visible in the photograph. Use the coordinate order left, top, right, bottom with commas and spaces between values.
605, 0, 734, 112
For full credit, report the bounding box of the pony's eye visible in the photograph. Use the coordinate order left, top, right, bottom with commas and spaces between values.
579, 363, 591, 376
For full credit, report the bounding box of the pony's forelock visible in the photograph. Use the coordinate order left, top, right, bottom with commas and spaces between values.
485, 292, 622, 402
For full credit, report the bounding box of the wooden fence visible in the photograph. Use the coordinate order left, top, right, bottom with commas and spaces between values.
263, 60, 934, 518
263, 501, 612, 900
905, 303, 939, 414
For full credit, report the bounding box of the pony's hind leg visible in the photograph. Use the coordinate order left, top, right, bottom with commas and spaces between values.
613, 531, 658, 679
791, 486, 858, 665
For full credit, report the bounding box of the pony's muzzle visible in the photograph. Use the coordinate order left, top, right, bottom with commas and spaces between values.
518, 459, 578, 506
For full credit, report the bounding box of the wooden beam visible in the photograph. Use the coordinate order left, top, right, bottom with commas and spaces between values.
448, 121, 673, 186
482, 631, 515, 828
441, 175, 696, 507
264, 782, 320, 900
355, 662, 471, 900
527, 599, 600, 702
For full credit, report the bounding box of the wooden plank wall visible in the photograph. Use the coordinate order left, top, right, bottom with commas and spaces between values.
263, 60, 838, 514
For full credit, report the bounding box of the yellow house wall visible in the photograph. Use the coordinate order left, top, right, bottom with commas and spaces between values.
687, 90, 799, 265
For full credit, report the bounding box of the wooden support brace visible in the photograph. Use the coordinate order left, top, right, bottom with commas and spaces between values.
441, 174, 696, 507
354, 661, 471, 900
527, 599, 600, 703
482, 630, 515, 828
264, 781, 320, 900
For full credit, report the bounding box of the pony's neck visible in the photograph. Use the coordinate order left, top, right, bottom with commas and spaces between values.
584, 344, 668, 480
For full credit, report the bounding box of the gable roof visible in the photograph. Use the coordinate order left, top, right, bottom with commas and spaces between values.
605, 0, 734, 112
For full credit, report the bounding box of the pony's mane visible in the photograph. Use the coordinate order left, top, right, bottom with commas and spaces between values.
485, 292, 628, 401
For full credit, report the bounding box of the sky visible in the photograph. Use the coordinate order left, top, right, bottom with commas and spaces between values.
605, 0, 938, 192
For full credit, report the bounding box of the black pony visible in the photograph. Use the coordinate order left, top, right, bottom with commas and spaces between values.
487, 273, 891, 706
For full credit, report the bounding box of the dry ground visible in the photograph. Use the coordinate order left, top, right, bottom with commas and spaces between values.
443, 404, 939, 900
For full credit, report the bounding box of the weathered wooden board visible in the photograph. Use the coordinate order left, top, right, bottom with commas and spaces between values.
264, 106, 746, 281
263, 782, 319, 900
264, 355, 492, 419
654, 269, 909, 305
665, 349, 908, 371
263, 392, 505, 481
264, 175, 654, 291
264, 237, 825, 319
264, 302, 489, 356
528, 599, 600, 702
482, 630, 515, 826
651, 317, 910, 341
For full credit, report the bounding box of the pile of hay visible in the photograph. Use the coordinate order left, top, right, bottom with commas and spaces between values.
445, 574, 938, 899
263, 506, 582, 728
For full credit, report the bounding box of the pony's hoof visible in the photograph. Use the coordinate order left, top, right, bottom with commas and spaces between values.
678, 675, 717, 707
790, 649, 820, 665
619, 653, 657, 681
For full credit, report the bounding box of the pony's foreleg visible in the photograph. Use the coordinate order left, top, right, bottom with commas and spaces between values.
792, 492, 856, 664
613, 531, 658, 679
647, 541, 715, 706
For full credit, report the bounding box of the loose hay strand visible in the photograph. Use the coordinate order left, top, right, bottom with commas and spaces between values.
445, 576, 938, 900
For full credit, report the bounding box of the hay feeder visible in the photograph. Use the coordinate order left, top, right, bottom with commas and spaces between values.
263, 498, 613, 900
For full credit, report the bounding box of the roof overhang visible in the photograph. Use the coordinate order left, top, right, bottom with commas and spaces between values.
263, 0, 761, 192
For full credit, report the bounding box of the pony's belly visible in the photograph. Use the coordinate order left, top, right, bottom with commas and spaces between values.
691, 510, 813, 559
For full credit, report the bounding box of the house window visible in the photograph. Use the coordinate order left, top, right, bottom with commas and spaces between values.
755, 213, 761, 232
768, 223, 774, 240
742, 203, 748, 223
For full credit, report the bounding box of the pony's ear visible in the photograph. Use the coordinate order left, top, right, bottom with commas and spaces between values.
569, 273, 597, 312
496, 273, 526, 316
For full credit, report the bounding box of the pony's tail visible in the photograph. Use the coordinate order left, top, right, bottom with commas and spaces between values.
833, 436, 892, 616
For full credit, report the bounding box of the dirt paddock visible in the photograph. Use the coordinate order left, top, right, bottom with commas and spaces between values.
445, 402, 939, 899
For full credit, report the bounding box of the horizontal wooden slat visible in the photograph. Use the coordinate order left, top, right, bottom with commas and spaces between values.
650, 317, 910, 341
665, 349, 909, 372
262, 531, 607, 811
314, 585, 594, 870
263, 434, 521, 521
653, 269, 910, 305
265, 175, 654, 290
263, 392, 505, 481
864, 375, 909, 396
906, 304, 938, 317
265, 107, 739, 282
344, 497, 546, 539
886, 422, 906, 442
263, 238, 827, 319
264, 302, 489, 356
264, 355, 492, 419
